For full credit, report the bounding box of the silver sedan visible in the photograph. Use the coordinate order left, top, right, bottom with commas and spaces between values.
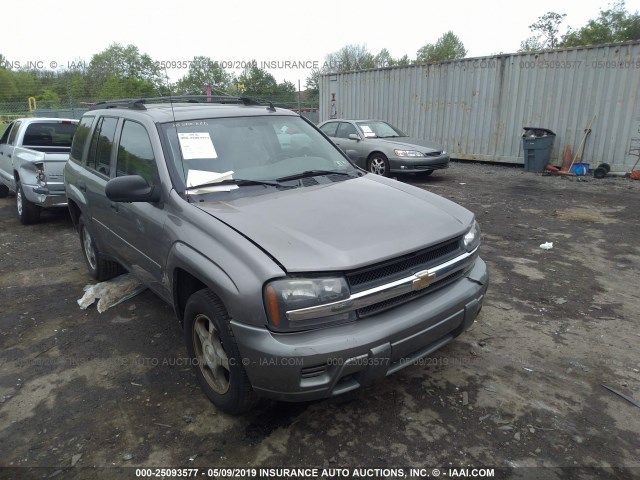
318, 119, 449, 177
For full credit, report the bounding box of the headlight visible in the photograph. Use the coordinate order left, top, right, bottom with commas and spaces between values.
394, 149, 425, 157
462, 220, 481, 252
264, 277, 355, 332
442, 150, 447, 155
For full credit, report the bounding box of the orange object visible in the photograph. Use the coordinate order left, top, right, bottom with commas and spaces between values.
545, 164, 560, 172
631, 170, 640, 180
561, 145, 572, 172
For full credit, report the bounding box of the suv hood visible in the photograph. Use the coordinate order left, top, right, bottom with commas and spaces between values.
195, 175, 472, 272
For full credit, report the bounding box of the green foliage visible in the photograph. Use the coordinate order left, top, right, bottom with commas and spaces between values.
561, 1, 640, 47
173, 56, 232, 95
528, 12, 567, 49
86, 43, 162, 98
0, 69, 18, 102
323, 44, 376, 73
238, 62, 279, 96
416, 32, 467, 63
36, 89, 61, 108
519, 36, 546, 52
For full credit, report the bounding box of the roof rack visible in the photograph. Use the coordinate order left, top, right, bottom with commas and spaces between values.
88, 95, 276, 111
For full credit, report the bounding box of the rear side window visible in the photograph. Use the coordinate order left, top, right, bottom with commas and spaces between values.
116, 121, 158, 185
70, 116, 95, 163
7, 121, 22, 145
87, 117, 118, 176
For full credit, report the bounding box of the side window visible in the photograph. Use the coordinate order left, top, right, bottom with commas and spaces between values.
7, 121, 22, 145
116, 121, 157, 186
70, 116, 95, 163
320, 122, 338, 137
0, 122, 15, 144
336, 122, 357, 139
87, 117, 118, 176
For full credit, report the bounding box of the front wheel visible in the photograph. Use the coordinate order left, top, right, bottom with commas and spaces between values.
184, 289, 257, 414
367, 154, 390, 177
16, 180, 40, 224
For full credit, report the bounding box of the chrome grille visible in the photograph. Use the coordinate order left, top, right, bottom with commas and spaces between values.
347, 238, 462, 293
356, 268, 466, 317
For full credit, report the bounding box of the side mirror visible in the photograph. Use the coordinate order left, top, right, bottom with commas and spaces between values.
106, 175, 160, 203
348, 134, 360, 141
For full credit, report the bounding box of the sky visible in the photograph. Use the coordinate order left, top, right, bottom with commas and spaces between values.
4, 0, 640, 88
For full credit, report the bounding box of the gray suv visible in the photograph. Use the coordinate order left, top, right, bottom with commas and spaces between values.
64, 97, 488, 414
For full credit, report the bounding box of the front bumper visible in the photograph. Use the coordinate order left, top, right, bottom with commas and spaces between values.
389, 154, 450, 173
232, 257, 488, 401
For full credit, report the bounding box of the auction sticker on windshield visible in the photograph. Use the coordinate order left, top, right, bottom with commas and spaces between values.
178, 132, 218, 159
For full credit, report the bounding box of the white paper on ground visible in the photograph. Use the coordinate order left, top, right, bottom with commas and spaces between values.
77, 273, 147, 313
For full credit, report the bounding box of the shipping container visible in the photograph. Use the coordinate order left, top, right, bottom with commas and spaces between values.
320, 42, 640, 173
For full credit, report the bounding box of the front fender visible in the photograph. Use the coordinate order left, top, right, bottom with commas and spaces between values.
166, 242, 273, 328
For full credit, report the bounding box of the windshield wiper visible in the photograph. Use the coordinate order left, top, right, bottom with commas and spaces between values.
275, 170, 354, 182
186, 178, 295, 192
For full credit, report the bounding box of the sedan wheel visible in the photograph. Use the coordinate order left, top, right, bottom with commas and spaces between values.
368, 154, 390, 177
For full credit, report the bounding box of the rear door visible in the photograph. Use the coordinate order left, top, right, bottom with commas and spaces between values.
83, 116, 121, 256
0, 121, 21, 186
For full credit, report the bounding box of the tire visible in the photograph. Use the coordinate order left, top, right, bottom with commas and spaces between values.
0, 183, 9, 198
16, 180, 40, 224
78, 215, 123, 281
184, 289, 257, 414
367, 153, 390, 177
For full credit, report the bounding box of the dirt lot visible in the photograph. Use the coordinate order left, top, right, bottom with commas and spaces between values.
1, 162, 639, 480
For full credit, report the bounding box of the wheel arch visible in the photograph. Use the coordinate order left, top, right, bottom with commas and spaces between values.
67, 199, 81, 228
367, 150, 388, 162
168, 243, 241, 328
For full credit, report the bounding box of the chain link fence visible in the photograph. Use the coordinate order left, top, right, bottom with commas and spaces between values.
0, 93, 320, 125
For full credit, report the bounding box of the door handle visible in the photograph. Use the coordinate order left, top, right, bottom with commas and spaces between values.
110, 202, 119, 213
77, 181, 87, 192
7, 154, 11, 158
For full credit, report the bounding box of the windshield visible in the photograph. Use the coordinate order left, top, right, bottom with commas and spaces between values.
161, 115, 356, 190
355, 121, 406, 138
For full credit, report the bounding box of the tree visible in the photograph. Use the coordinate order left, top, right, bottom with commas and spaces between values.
519, 36, 546, 52
86, 43, 163, 98
561, 1, 640, 47
416, 31, 467, 63
527, 12, 567, 49
323, 44, 376, 73
395, 54, 413, 66
0, 69, 18, 102
174, 56, 232, 95
238, 62, 278, 96
373, 48, 395, 68
304, 68, 321, 94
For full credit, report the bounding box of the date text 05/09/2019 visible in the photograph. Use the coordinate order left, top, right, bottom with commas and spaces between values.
134, 467, 496, 478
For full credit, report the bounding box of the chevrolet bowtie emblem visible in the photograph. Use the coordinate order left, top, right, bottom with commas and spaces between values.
412, 270, 436, 291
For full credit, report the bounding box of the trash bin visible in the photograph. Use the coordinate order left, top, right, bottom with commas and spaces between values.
522, 127, 556, 172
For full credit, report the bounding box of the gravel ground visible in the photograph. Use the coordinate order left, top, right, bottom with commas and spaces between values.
1, 161, 639, 480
